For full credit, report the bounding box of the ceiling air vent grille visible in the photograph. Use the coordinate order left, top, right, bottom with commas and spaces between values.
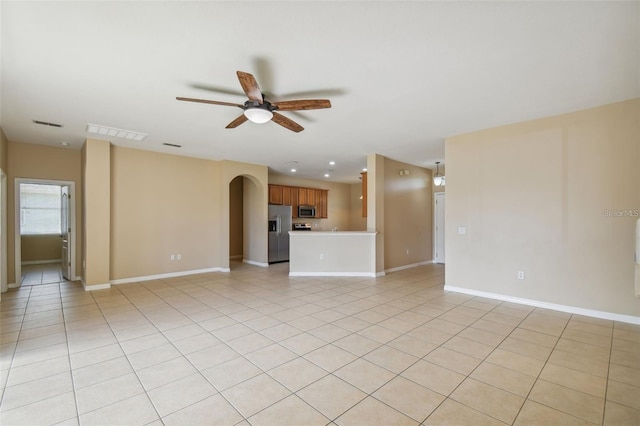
33, 120, 63, 128
163, 143, 182, 148
86, 123, 147, 141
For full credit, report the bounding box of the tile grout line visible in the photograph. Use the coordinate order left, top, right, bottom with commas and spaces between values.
112, 277, 251, 423
418, 297, 536, 425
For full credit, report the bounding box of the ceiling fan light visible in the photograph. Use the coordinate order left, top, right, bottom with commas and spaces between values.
244, 108, 273, 124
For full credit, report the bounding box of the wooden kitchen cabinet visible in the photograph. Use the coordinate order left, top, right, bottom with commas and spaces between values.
270, 184, 328, 218
268, 184, 284, 205
316, 189, 328, 218
282, 186, 293, 206
298, 187, 316, 206
289, 188, 297, 218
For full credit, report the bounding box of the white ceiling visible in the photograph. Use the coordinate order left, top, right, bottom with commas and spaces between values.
1, 1, 638, 183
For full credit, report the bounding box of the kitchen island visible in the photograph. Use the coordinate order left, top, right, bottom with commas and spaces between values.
288, 231, 379, 277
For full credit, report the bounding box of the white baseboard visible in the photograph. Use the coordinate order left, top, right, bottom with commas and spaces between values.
110, 267, 227, 285
385, 260, 432, 274
444, 285, 640, 325
21, 259, 62, 265
289, 271, 379, 277
244, 259, 268, 267
84, 283, 111, 291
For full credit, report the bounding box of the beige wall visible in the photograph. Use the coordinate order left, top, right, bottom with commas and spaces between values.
350, 182, 367, 231
110, 146, 220, 280
83, 139, 110, 287
446, 98, 640, 317
6, 141, 83, 284
21, 235, 61, 262
268, 173, 352, 231
383, 157, 433, 270
0, 128, 8, 172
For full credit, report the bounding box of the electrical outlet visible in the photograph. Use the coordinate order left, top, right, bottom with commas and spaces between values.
406, 249, 410, 255
517, 271, 525, 280
319, 253, 324, 260
177, 254, 181, 260
170, 255, 175, 261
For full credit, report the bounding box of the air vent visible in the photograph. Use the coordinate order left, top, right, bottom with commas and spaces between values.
86, 123, 147, 141
163, 143, 182, 148
33, 120, 63, 128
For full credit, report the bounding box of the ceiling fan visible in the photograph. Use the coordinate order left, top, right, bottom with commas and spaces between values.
177, 71, 331, 133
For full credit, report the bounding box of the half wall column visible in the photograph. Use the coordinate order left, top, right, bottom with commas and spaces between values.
82, 139, 110, 290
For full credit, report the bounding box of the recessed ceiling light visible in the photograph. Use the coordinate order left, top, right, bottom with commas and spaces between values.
324, 173, 330, 178
60, 141, 70, 146
329, 161, 335, 165
291, 169, 297, 173
362, 168, 368, 172
86, 123, 147, 141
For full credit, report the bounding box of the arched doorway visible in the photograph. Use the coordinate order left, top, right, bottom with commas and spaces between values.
226, 173, 268, 270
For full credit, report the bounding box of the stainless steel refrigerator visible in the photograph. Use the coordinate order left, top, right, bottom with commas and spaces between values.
268, 205, 292, 264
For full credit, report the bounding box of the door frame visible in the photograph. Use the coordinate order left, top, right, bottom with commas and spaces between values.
1, 170, 7, 294
434, 191, 445, 264
14, 178, 76, 287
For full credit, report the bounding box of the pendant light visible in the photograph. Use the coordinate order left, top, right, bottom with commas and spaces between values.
433, 162, 445, 186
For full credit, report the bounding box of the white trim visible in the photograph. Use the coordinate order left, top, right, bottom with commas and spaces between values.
21, 259, 62, 265
444, 285, 640, 325
14, 178, 76, 288
385, 260, 432, 274
0, 169, 7, 294
289, 271, 379, 277
110, 267, 227, 285
84, 283, 111, 291
244, 259, 268, 267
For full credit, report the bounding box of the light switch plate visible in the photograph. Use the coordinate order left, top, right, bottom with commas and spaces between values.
458, 227, 467, 235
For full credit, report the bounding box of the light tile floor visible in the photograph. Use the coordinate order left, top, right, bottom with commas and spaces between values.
20, 263, 68, 286
1, 262, 639, 425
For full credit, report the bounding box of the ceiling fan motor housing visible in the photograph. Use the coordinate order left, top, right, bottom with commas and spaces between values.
244, 99, 275, 112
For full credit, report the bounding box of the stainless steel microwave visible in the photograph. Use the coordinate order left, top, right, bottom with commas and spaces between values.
298, 205, 316, 218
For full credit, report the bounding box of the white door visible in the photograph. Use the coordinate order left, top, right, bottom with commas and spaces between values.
434, 192, 445, 263
61, 185, 71, 280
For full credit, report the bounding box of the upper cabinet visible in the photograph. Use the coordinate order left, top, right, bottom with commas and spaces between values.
269, 185, 284, 205
269, 184, 328, 219
316, 189, 328, 218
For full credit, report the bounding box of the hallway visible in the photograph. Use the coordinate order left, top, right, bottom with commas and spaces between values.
20, 263, 68, 286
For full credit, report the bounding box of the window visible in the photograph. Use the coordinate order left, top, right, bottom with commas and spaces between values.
20, 183, 62, 235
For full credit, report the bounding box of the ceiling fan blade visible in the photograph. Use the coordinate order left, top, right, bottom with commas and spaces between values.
226, 114, 248, 129
274, 99, 332, 111
176, 97, 243, 108
236, 71, 263, 104
272, 112, 304, 133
